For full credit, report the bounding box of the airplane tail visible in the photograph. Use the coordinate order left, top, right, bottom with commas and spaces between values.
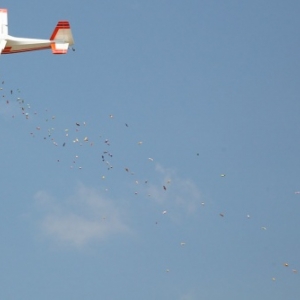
50, 21, 74, 54
0, 8, 8, 35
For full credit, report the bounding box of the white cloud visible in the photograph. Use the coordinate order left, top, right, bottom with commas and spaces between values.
34, 184, 130, 247
146, 163, 202, 215
33, 164, 202, 246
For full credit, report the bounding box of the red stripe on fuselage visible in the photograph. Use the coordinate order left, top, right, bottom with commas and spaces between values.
2, 45, 51, 54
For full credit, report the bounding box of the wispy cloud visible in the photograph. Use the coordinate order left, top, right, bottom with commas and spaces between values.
34, 164, 202, 247
34, 184, 130, 247
146, 163, 202, 215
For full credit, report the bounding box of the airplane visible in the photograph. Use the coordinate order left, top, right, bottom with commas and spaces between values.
0, 8, 74, 55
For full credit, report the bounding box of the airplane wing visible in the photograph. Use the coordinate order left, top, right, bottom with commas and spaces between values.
0, 8, 7, 55
0, 39, 7, 55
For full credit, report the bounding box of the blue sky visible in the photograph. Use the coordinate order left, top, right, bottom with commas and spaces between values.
0, 1, 300, 299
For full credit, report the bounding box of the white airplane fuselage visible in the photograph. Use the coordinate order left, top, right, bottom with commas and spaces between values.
0, 8, 74, 55
4, 36, 52, 53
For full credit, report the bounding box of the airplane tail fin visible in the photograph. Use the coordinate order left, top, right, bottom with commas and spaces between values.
0, 8, 8, 35
50, 21, 74, 54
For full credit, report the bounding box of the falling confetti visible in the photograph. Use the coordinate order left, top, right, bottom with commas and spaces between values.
0, 74, 298, 295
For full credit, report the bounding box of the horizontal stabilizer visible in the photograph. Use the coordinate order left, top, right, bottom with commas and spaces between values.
51, 42, 69, 54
